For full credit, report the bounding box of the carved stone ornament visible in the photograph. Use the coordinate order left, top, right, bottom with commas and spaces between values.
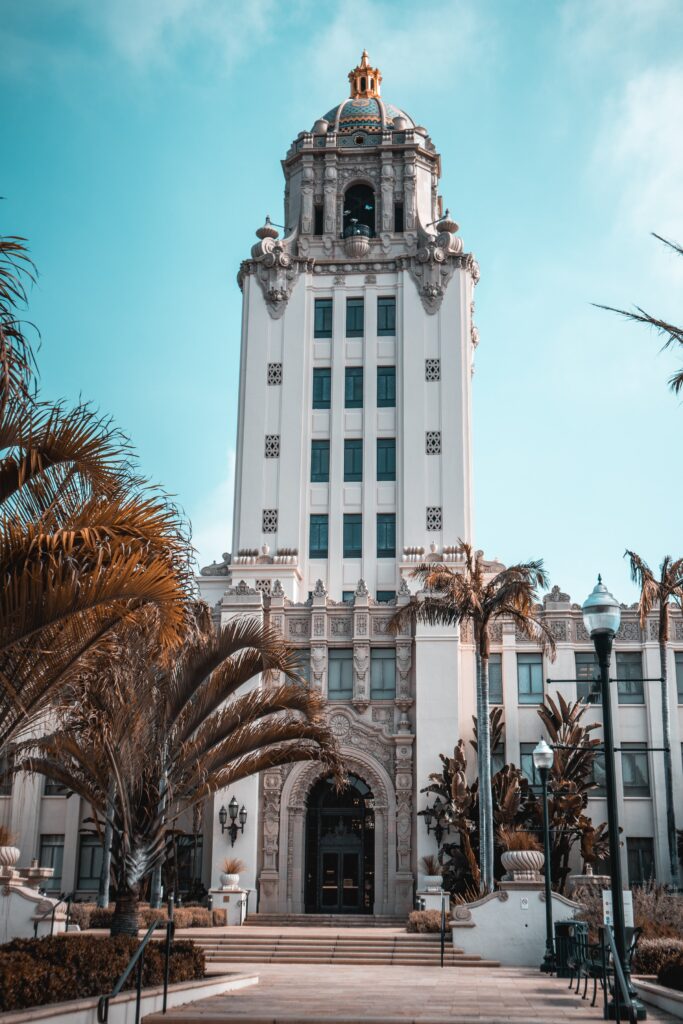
313, 579, 327, 598
401, 220, 466, 314
355, 578, 369, 596
398, 577, 411, 596
239, 228, 314, 320
199, 552, 231, 576
272, 579, 284, 597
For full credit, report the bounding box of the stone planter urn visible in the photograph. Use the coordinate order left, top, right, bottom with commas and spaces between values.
220, 872, 240, 889
501, 849, 544, 882
423, 874, 443, 890
0, 845, 20, 869
344, 234, 370, 259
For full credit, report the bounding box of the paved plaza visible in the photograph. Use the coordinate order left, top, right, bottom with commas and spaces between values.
152, 963, 677, 1023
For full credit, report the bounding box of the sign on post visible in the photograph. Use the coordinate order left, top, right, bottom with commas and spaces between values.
602, 890, 634, 928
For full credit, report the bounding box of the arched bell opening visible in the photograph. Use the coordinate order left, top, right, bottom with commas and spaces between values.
343, 183, 376, 239
304, 773, 375, 914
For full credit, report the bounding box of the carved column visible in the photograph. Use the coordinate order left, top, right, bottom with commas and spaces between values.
380, 155, 395, 232
353, 643, 370, 711
323, 156, 338, 236
394, 732, 415, 914
403, 157, 416, 230
301, 160, 314, 235
258, 768, 283, 912
310, 645, 327, 693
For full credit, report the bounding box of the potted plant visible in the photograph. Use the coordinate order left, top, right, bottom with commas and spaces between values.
0, 825, 20, 868
420, 854, 443, 889
498, 826, 544, 882
220, 857, 246, 889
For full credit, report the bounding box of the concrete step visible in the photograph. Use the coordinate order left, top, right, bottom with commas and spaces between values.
246, 914, 406, 927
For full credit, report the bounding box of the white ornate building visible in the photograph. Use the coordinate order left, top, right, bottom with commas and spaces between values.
2, 54, 681, 912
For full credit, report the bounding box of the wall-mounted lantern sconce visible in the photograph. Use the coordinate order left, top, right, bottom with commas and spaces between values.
218, 796, 248, 846
423, 795, 451, 845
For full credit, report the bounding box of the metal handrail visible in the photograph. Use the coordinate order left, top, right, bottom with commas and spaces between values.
440, 892, 446, 968
602, 925, 637, 1024
33, 890, 75, 938
97, 917, 173, 1024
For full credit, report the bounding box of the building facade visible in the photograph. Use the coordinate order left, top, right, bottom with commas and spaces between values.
2, 54, 681, 911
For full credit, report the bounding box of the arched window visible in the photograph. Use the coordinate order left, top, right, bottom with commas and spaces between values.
343, 183, 375, 238
360, 76, 366, 91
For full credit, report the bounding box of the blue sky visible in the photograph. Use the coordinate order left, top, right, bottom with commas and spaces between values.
1, 0, 682, 603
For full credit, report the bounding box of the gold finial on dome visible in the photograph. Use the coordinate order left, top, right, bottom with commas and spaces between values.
348, 50, 382, 99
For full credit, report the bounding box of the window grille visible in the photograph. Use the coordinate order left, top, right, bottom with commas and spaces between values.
255, 579, 272, 595
262, 509, 278, 533
264, 435, 280, 458
425, 431, 441, 455
267, 363, 283, 385
426, 506, 442, 531
425, 359, 440, 381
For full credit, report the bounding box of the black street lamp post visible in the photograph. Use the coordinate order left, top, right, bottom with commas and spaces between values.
533, 737, 555, 974
582, 577, 646, 1020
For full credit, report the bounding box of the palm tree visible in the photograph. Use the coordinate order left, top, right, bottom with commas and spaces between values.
18, 611, 342, 935
625, 550, 682, 888
390, 542, 555, 891
596, 234, 683, 394
0, 234, 192, 745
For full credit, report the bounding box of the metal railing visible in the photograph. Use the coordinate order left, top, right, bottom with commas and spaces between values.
97, 917, 175, 1024
440, 891, 447, 968
601, 926, 638, 1024
33, 890, 75, 938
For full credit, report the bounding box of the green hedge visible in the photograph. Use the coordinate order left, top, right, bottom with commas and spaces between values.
70, 902, 213, 930
633, 938, 683, 975
658, 955, 683, 991
0, 935, 205, 1013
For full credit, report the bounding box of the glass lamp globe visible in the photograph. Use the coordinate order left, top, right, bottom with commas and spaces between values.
239, 805, 248, 827
582, 575, 621, 637
228, 796, 239, 821
532, 738, 554, 773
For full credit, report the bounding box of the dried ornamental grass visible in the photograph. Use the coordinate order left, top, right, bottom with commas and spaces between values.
497, 826, 542, 852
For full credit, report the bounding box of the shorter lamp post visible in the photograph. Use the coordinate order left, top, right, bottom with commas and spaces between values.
583, 576, 645, 1020
219, 796, 248, 847
533, 737, 556, 974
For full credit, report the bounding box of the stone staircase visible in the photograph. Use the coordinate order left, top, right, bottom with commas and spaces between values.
245, 913, 406, 928
193, 928, 500, 968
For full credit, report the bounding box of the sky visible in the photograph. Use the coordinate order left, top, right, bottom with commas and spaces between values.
1, 0, 682, 604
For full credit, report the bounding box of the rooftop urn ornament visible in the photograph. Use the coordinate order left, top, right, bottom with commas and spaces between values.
255, 215, 279, 241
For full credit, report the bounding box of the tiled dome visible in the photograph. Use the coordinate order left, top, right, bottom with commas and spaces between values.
319, 97, 414, 135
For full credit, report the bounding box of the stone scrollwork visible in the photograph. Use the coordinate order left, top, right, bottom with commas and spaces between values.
403, 221, 470, 315
240, 227, 314, 320
310, 645, 327, 691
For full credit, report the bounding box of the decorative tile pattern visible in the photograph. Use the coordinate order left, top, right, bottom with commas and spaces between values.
265, 434, 280, 458
425, 431, 441, 455
426, 506, 442, 531
267, 362, 283, 385
425, 358, 440, 381
262, 509, 278, 533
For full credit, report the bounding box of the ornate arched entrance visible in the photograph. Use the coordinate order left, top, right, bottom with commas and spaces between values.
304, 773, 375, 914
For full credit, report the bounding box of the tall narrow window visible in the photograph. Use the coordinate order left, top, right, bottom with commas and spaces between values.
311, 440, 330, 482
520, 743, 542, 790
575, 651, 600, 703
376, 591, 396, 603
492, 742, 506, 775
295, 650, 311, 687
345, 367, 363, 408
377, 297, 396, 336
394, 202, 404, 232
343, 514, 362, 558
371, 649, 396, 698
622, 743, 650, 796
314, 298, 333, 338
0, 748, 12, 796
344, 439, 363, 482
677, 652, 683, 703
346, 298, 364, 337
312, 367, 331, 409
77, 834, 103, 890
377, 366, 396, 407
377, 513, 396, 558
377, 438, 396, 481
616, 652, 645, 704
309, 514, 329, 558
517, 653, 544, 704
314, 205, 324, 236
39, 835, 64, 892
627, 838, 655, 885
328, 649, 353, 699
488, 653, 503, 705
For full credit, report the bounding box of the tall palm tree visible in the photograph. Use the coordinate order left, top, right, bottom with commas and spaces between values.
390, 542, 555, 891
0, 234, 192, 745
625, 550, 682, 887
18, 611, 342, 935
596, 234, 683, 395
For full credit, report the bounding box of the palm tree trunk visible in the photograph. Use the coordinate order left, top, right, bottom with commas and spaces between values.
480, 654, 494, 890
110, 882, 141, 937
659, 638, 679, 887
474, 649, 487, 892
97, 779, 115, 908
149, 864, 163, 909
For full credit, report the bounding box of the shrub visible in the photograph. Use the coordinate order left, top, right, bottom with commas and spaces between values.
406, 910, 447, 933
633, 938, 683, 976
577, 882, 683, 942
0, 935, 205, 1012
67, 902, 94, 930
212, 909, 227, 927
658, 955, 683, 991
88, 904, 115, 929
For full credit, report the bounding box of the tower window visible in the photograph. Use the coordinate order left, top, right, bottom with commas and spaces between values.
360, 76, 366, 91
426, 506, 442, 531
345, 366, 363, 408
313, 367, 331, 409
377, 438, 395, 481
343, 514, 362, 558
377, 514, 396, 558
344, 439, 363, 482
262, 509, 278, 533
377, 297, 396, 336
314, 298, 333, 338
311, 440, 330, 482
314, 205, 324, 236
425, 431, 441, 455
343, 183, 375, 238
425, 359, 440, 381
328, 649, 353, 699
309, 514, 329, 558
371, 649, 396, 699
376, 591, 396, 604
346, 298, 364, 337
377, 366, 395, 407
264, 434, 280, 458
267, 362, 283, 385
394, 202, 404, 233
